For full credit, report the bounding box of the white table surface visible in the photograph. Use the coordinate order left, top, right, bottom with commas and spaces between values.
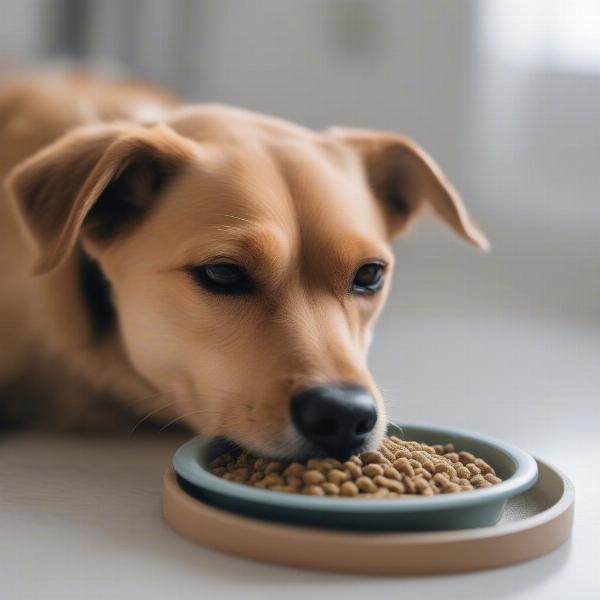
2, 230, 599, 599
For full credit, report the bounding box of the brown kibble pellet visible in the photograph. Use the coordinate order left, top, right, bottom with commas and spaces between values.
254, 457, 268, 471
249, 471, 264, 484
374, 475, 405, 494
474, 458, 495, 475
287, 475, 303, 490
403, 478, 417, 494
459, 451, 476, 465
455, 465, 471, 479
210, 436, 502, 498
342, 461, 363, 479
356, 476, 378, 493
470, 474, 487, 488
362, 463, 384, 478
270, 485, 292, 493
303, 485, 325, 496
441, 482, 462, 494
321, 458, 342, 470
383, 466, 402, 481
380, 446, 396, 462
433, 473, 450, 486
414, 478, 431, 493
393, 457, 415, 477
340, 481, 359, 497
322, 482, 340, 495
434, 462, 457, 477
303, 469, 326, 485
466, 463, 481, 476
327, 468, 350, 485
484, 473, 502, 484
360, 451, 386, 465
306, 458, 324, 470
394, 445, 412, 459
284, 462, 305, 478
262, 474, 284, 487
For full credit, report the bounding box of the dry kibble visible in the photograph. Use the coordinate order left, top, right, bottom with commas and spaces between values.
322, 482, 341, 495
322, 458, 342, 470
340, 481, 359, 497
434, 462, 457, 477
306, 458, 324, 470
474, 458, 495, 476
356, 476, 378, 493
265, 461, 282, 474
441, 482, 462, 494
360, 451, 386, 465
394, 445, 412, 459
433, 473, 450, 486
459, 451, 476, 465
249, 471, 264, 484
383, 466, 402, 481
455, 465, 471, 479
210, 435, 502, 498
393, 457, 415, 477
327, 469, 350, 485
362, 463, 384, 478
254, 457, 268, 471
470, 474, 487, 488
287, 475, 303, 490
343, 461, 363, 479
403, 478, 417, 494
303, 470, 326, 485
373, 475, 405, 494
262, 474, 284, 487
380, 446, 396, 462
303, 485, 325, 496
484, 473, 502, 485
283, 462, 304, 477
270, 485, 292, 493
466, 463, 481, 476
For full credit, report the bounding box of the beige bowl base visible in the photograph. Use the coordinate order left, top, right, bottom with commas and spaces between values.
162, 459, 574, 575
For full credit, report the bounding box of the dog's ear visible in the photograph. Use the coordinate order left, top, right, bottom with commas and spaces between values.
326, 127, 489, 250
6, 123, 195, 274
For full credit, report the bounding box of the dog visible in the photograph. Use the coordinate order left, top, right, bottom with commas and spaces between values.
0, 71, 488, 459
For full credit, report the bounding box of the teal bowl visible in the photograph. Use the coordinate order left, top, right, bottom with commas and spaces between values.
173, 423, 538, 532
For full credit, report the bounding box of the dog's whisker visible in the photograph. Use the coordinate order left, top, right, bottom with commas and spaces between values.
127, 400, 180, 437
215, 212, 253, 224
159, 409, 222, 432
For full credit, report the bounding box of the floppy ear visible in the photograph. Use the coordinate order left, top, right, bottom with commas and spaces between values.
326, 127, 489, 250
5, 123, 195, 274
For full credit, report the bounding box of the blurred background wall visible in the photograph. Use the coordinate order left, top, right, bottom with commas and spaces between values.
1, 0, 598, 442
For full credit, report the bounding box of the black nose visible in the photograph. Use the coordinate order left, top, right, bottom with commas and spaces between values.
290, 384, 378, 458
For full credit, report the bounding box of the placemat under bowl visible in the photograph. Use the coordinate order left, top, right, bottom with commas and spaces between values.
162, 459, 573, 575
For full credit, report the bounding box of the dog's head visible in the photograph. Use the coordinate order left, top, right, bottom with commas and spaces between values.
6, 106, 487, 458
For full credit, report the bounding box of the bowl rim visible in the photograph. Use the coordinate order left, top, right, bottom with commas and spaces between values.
173, 422, 539, 513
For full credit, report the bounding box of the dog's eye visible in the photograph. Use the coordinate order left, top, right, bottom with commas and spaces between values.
189, 264, 255, 295
351, 262, 386, 294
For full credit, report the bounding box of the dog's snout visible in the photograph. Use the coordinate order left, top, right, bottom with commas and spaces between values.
290, 384, 378, 458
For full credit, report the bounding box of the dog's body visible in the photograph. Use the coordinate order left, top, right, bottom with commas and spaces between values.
0, 72, 487, 457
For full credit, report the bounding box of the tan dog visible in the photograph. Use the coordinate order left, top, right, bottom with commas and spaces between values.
0, 72, 487, 458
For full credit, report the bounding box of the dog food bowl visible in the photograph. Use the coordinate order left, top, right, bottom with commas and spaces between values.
172, 423, 538, 532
